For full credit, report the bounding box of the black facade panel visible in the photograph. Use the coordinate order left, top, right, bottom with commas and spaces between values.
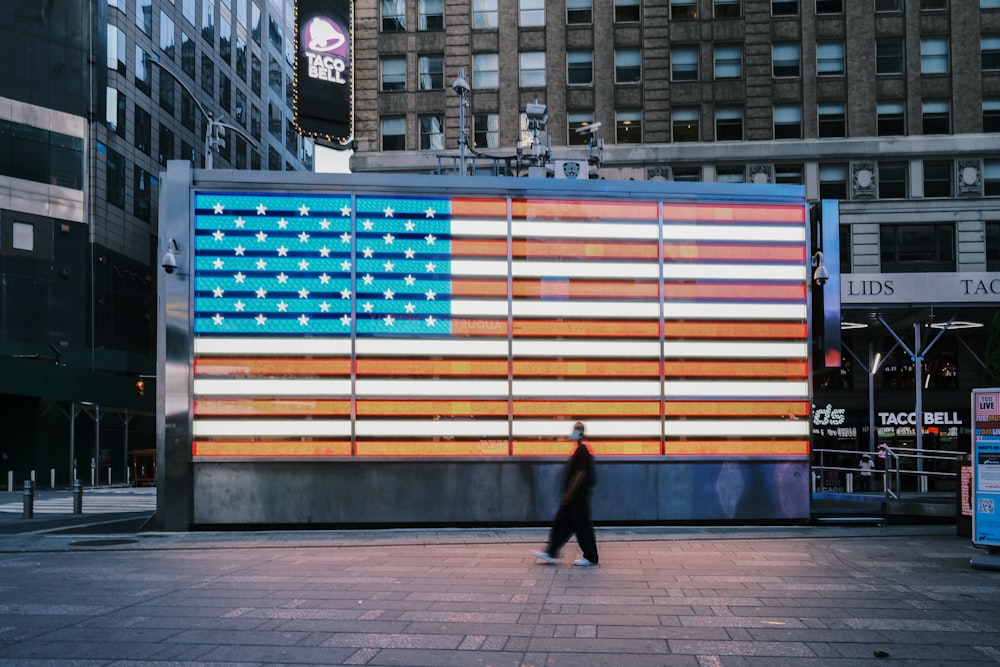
294, 0, 353, 143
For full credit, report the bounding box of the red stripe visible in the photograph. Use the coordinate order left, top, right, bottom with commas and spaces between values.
663, 243, 806, 262
663, 283, 806, 301
663, 203, 805, 223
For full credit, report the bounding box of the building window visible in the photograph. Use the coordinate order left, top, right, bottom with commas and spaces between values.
419, 0, 443, 30
672, 108, 699, 142
251, 53, 261, 96
568, 51, 594, 85
877, 101, 905, 135
268, 101, 282, 140
474, 0, 498, 28
251, 104, 261, 140
202, 54, 215, 95
715, 0, 741, 17
921, 38, 949, 74
775, 164, 803, 184
818, 103, 846, 137
568, 112, 594, 146
106, 88, 126, 137
381, 56, 406, 91
772, 0, 798, 15
985, 162, 1000, 197
134, 166, 152, 222
418, 55, 444, 90
717, 166, 744, 183
987, 221, 1000, 269
135, 0, 153, 36
159, 124, 174, 166
774, 105, 802, 139
202, 0, 215, 43
108, 25, 126, 73
817, 41, 845, 76
520, 52, 546, 87
220, 74, 231, 113
921, 0, 947, 9
520, 0, 545, 27
672, 46, 699, 81
135, 105, 151, 154
568, 0, 593, 23
985, 99, 1000, 132
671, 0, 698, 20
381, 117, 405, 150
816, 0, 843, 12
714, 44, 742, 79
616, 110, 642, 144
715, 107, 743, 141
181, 32, 195, 79
615, 0, 639, 22
878, 162, 907, 198
772, 43, 800, 77
880, 224, 955, 272
157, 16, 177, 64
135, 47, 151, 95
474, 113, 499, 148
11, 221, 34, 251
419, 115, 444, 150
268, 54, 281, 94
381, 0, 405, 31
922, 100, 950, 134
876, 38, 904, 75
158, 75, 174, 115
615, 49, 641, 83
985, 0, 1000, 8
474, 53, 499, 88
923, 160, 952, 197
220, 14, 231, 63
819, 164, 848, 199
673, 168, 700, 182
876, 0, 901, 10
983, 36, 1000, 71
106, 145, 125, 208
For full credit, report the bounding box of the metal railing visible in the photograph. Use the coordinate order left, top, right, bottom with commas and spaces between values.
811, 445, 962, 501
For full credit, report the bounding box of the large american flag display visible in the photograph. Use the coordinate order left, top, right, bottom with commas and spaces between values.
191, 189, 810, 459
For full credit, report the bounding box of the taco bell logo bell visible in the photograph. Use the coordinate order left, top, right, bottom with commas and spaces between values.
303, 17, 349, 84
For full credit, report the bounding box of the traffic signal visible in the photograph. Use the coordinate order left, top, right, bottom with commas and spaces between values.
136, 379, 145, 397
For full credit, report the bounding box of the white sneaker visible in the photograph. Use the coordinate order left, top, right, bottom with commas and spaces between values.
530, 549, 560, 564
573, 557, 598, 567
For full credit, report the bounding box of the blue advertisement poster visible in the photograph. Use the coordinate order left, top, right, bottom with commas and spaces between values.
973, 389, 1000, 548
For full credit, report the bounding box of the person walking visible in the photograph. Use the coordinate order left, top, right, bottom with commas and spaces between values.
859, 453, 873, 492
531, 421, 599, 567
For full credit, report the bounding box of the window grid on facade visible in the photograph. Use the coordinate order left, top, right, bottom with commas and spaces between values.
984, 99, 1000, 131
672, 46, 699, 81
568, 112, 594, 145
774, 105, 802, 139
715, 107, 743, 141
875, 0, 901, 11
418, 55, 444, 90
986, 220, 1000, 269
474, 113, 499, 148
381, 57, 406, 92
381, 117, 405, 150
615, 49, 641, 83
817, 42, 845, 76
671, 0, 698, 21
876, 39, 904, 75
419, 115, 444, 150
816, 0, 843, 13
920, 37, 949, 74
878, 162, 907, 199
772, 0, 798, 15
615, 0, 640, 22
983, 36, 1000, 70
773, 43, 800, 77
818, 103, 846, 137
568, 0, 593, 23
880, 223, 955, 272
923, 160, 953, 197
419, 0, 443, 31
474, 0, 498, 28
819, 164, 848, 198
878, 101, 905, 135
568, 51, 594, 85
672, 108, 699, 142
715, 0, 741, 18
715, 44, 742, 79
616, 110, 642, 143
922, 100, 950, 134
520, 52, 546, 87
474, 53, 499, 88
520, 0, 545, 27
381, 0, 405, 31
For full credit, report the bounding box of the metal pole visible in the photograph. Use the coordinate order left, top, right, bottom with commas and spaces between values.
204, 114, 214, 169
868, 340, 877, 453
73, 479, 82, 514
914, 323, 925, 492
94, 404, 100, 488
69, 400, 75, 484
22, 480, 34, 519
457, 68, 468, 176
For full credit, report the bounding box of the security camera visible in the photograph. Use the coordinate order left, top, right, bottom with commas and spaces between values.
525, 102, 547, 119
813, 264, 829, 286
575, 122, 602, 135
452, 75, 470, 95
162, 249, 178, 274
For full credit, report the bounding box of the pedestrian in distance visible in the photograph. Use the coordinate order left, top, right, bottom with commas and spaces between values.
859, 453, 873, 492
531, 421, 599, 567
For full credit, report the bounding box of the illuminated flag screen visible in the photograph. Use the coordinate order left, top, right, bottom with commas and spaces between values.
191, 190, 810, 459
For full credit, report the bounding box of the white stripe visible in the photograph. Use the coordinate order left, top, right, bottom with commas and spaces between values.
356, 338, 508, 356
450, 259, 508, 277
355, 420, 510, 437
662, 224, 805, 243
664, 264, 805, 281
663, 420, 810, 437
513, 380, 660, 397
193, 420, 352, 437
513, 220, 658, 240
451, 218, 507, 237
513, 340, 660, 357
663, 380, 808, 397
355, 379, 509, 396
512, 420, 661, 437
664, 341, 807, 358
194, 379, 352, 396
666, 303, 807, 320
450, 300, 660, 319
195, 338, 352, 356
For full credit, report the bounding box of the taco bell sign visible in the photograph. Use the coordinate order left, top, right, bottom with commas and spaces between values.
294, 0, 353, 143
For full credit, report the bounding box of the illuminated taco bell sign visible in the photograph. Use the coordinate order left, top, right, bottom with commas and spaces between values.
294, 0, 353, 143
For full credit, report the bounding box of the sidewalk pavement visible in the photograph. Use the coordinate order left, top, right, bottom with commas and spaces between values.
1, 520, 999, 666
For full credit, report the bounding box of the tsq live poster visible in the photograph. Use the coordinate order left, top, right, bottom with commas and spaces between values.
973, 389, 1000, 547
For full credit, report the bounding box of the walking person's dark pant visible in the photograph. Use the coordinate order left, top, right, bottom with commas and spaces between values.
545, 498, 599, 564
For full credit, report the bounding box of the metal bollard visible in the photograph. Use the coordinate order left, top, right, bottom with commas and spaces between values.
22, 480, 34, 519
72, 480, 83, 514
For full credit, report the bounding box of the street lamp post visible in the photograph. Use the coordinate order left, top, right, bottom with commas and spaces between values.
452, 68, 470, 176
149, 54, 255, 168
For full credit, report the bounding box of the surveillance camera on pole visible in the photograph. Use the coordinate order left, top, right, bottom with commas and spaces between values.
575, 122, 602, 135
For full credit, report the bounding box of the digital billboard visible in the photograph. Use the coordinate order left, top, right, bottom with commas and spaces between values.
189, 190, 810, 460
973, 388, 1000, 548
293, 0, 352, 143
